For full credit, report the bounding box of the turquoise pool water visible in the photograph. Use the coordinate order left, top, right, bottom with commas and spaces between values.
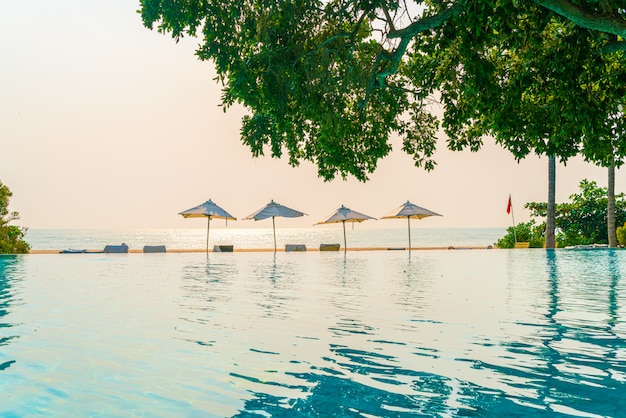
1, 249, 625, 417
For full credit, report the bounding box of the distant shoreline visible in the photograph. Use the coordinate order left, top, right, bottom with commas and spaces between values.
24, 227, 504, 252
29, 246, 493, 254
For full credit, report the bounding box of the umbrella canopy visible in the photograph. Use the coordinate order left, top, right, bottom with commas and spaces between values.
179, 199, 237, 252
381, 201, 442, 250
315, 205, 376, 251
244, 200, 306, 252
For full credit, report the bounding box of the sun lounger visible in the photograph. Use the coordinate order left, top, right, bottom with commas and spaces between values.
565, 243, 608, 250
285, 244, 306, 252
60, 249, 103, 254
319, 243, 340, 251
143, 245, 166, 253
103, 243, 129, 253
213, 245, 234, 252
514, 242, 530, 249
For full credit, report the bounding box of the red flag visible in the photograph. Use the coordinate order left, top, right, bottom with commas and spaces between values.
506, 195, 512, 214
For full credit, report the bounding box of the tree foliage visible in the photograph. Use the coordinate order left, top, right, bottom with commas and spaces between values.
415, 1, 626, 167
496, 220, 545, 248
525, 179, 626, 246
616, 222, 626, 245
139, 0, 626, 180
0, 181, 30, 254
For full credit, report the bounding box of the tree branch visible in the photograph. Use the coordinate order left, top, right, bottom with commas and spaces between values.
387, 2, 464, 41
378, 2, 464, 82
360, 3, 463, 107
533, 0, 626, 37
598, 40, 626, 53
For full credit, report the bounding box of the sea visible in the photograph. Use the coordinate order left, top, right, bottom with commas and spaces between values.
24, 227, 506, 251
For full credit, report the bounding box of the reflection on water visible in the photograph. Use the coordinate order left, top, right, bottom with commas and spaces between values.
1, 250, 626, 417
216, 251, 626, 417
479, 250, 626, 417
389, 254, 435, 318
176, 255, 239, 348
248, 255, 303, 318
0, 256, 21, 371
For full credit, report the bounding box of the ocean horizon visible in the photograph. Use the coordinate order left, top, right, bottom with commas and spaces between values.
24, 227, 506, 251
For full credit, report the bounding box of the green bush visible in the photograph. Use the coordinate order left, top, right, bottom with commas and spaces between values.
0, 180, 30, 254
526, 179, 626, 247
496, 220, 545, 248
0, 225, 30, 254
617, 223, 626, 246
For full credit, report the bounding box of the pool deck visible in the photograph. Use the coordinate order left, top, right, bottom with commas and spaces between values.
29, 246, 491, 254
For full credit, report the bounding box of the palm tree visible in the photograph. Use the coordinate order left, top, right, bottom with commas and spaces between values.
546, 156, 556, 249
608, 163, 617, 248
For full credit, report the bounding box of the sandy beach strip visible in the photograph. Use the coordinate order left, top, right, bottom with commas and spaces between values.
29, 246, 490, 254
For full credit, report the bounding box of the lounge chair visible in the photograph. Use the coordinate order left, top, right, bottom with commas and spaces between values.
514, 242, 530, 249
103, 243, 129, 253
285, 244, 306, 252
319, 243, 340, 251
143, 245, 166, 253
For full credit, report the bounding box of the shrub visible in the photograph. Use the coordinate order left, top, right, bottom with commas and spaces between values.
617, 223, 626, 246
526, 179, 626, 247
496, 220, 545, 248
0, 181, 30, 254
0, 225, 30, 254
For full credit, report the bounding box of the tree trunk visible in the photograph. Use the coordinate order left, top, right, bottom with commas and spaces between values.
546, 156, 556, 249
608, 164, 617, 247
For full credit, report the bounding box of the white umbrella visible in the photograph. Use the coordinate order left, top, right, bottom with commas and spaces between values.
381, 200, 442, 251
315, 205, 375, 251
179, 199, 237, 253
244, 200, 306, 252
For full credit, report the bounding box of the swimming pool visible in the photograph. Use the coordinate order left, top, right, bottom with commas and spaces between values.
1, 249, 625, 417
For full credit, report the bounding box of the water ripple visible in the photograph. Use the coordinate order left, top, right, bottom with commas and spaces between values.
2, 250, 626, 417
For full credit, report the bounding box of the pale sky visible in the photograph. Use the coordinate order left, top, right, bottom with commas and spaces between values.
1, 1, 620, 230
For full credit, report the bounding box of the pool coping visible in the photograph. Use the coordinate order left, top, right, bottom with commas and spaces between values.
29, 246, 493, 254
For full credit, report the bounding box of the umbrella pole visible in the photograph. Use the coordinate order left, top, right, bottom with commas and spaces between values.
342, 220, 347, 252
206, 216, 211, 253
407, 216, 412, 252
272, 216, 277, 253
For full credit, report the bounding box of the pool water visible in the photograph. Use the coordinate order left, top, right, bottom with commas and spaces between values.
1, 249, 625, 417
